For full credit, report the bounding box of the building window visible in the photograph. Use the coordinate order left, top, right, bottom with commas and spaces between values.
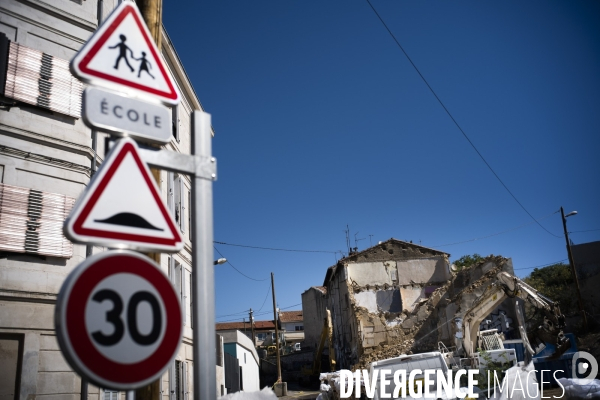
171, 259, 186, 326
189, 269, 193, 329
104, 390, 120, 400
168, 173, 187, 233
188, 190, 192, 240
295, 326, 304, 331
172, 360, 187, 400
172, 105, 180, 142
257, 333, 266, 340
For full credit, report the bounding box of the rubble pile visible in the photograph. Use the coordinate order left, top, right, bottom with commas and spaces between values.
353, 255, 511, 370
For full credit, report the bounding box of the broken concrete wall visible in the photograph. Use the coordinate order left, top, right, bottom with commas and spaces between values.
301, 287, 328, 351
314, 240, 523, 370
400, 286, 425, 313
398, 257, 451, 284
346, 257, 451, 287
354, 289, 402, 313
323, 239, 454, 369
327, 265, 361, 369
351, 255, 523, 369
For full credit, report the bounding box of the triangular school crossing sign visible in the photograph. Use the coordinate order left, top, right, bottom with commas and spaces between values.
64, 138, 183, 253
71, 2, 180, 105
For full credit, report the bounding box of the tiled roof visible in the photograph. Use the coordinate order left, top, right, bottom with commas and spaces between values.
216, 320, 275, 331
279, 310, 303, 323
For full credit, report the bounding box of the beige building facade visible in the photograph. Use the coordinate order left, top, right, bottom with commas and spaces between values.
0, 1, 210, 398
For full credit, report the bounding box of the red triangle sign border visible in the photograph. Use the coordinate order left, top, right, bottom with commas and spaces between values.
68, 138, 183, 251
72, 2, 179, 105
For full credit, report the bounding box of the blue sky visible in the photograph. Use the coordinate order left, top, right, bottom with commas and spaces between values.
162, 1, 600, 323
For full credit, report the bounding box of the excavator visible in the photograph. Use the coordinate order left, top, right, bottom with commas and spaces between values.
300, 309, 336, 384
453, 271, 570, 363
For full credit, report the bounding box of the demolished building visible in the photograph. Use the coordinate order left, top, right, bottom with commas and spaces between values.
302, 238, 520, 369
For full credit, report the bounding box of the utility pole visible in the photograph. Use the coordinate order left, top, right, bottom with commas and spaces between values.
249, 308, 256, 346
561, 207, 588, 331
271, 273, 282, 382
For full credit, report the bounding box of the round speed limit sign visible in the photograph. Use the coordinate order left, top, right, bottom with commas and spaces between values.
55, 250, 182, 390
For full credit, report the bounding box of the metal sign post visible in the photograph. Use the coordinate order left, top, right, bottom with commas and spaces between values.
136, 110, 216, 400
62, 1, 216, 397
190, 111, 216, 400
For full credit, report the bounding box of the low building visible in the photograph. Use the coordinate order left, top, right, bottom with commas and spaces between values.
216, 320, 276, 347
218, 330, 260, 393
278, 310, 304, 346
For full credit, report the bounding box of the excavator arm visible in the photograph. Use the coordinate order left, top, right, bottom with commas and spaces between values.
457, 272, 570, 358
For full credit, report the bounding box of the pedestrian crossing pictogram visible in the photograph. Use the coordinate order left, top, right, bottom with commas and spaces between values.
71, 2, 180, 105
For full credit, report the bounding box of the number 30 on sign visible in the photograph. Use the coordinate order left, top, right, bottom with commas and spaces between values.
55, 251, 182, 390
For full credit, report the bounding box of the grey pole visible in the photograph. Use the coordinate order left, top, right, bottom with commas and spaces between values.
560, 206, 588, 330
191, 110, 216, 400
271, 273, 282, 382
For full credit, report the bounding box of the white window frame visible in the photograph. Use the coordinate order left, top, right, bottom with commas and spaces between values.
168, 173, 186, 234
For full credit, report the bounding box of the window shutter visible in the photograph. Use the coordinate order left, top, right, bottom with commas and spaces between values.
173, 261, 182, 303
183, 362, 188, 400
190, 270, 193, 329
181, 266, 187, 326
187, 190, 192, 240
174, 175, 181, 227
169, 361, 176, 400
0, 183, 74, 258
5, 42, 83, 117
168, 172, 175, 212
179, 176, 186, 233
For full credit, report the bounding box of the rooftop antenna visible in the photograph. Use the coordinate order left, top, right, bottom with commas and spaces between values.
354, 232, 365, 250
345, 225, 351, 256
368, 234, 374, 247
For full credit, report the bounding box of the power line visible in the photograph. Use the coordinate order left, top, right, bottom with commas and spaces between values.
433, 210, 558, 248
213, 246, 268, 282
216, 303, 302, 323
215, 280, 271, 319
364, 0, 562, 239
513, 259, 568, 272
570, 228, 600, 233
214, 240, 339, 254
256, 281, 272, 313
216, 309, 252, 319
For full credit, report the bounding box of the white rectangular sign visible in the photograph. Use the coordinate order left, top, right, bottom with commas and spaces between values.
83, 87, 172, 145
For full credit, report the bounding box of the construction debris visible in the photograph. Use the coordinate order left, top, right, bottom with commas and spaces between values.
353, 256, 515, 369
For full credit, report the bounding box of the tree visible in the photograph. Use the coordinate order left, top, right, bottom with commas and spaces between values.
523, 263, 577, 316
453, 253, 484, 271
